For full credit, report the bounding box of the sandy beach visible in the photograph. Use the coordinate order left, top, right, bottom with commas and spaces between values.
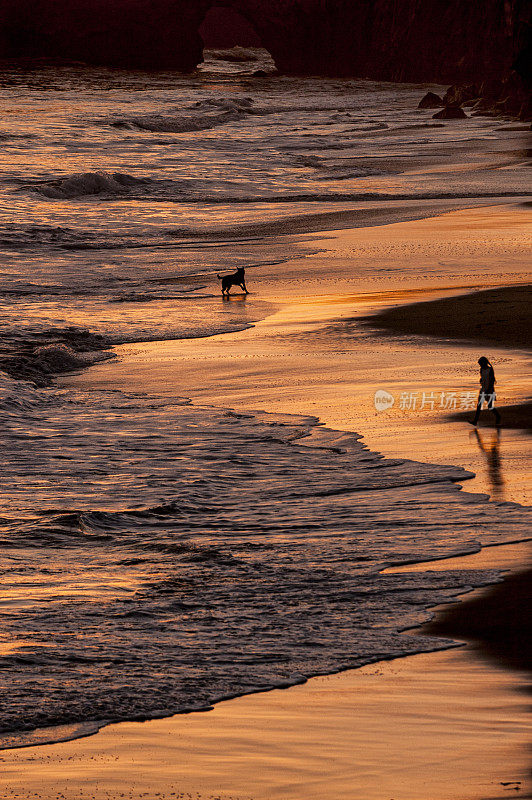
1, 201, 529, 800
65, 201, 532, 504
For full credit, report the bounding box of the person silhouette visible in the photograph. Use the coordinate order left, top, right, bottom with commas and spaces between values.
469, 356, 501, 427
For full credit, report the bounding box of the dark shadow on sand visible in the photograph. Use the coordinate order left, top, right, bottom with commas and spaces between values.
361, 285, 532, 351
447, 400, 532, 433
426, 567, 532, 674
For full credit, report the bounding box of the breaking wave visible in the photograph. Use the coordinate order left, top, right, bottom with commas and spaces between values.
0, 371, 47, 413
16, 177, 532, 205
24, 172, 152, 199
0, 327, 113, 385
0, 223, 104, 249
207, 46, 263, 63
110, 96, 256, 133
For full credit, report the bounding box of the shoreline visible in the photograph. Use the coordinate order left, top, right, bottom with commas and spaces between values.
65, 203, 532, 504
2, 537, 530, 755
3, 202, 530, 799
2, 542, 530, 800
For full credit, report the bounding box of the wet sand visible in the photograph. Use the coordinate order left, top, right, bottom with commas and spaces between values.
5, 202, 530, 800
2, 543, 530, 800
66, 202, 532, 504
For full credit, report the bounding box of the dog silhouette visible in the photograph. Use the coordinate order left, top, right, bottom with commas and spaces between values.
217, 267, 248, 296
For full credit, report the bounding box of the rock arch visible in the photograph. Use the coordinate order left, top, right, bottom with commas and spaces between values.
0, 0, 530, 95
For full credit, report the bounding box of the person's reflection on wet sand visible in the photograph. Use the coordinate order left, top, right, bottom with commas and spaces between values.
471, 428, 505, 500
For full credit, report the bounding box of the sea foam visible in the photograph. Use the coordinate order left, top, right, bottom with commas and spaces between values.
0, 388, 529, 742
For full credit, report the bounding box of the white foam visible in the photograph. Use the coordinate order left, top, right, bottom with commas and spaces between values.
206, 46, 262, 63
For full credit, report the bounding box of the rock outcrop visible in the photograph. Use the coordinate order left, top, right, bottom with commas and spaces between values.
418, 91, 444, 109
432, 105, 467, 119
233, 0, 530, 86
442, 84, 480, 107
0, 0, 530, 112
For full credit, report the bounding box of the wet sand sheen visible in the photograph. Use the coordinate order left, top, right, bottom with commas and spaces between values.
3, 54, 531, 800
4, 203, 529, 800
66, 203, 532, 504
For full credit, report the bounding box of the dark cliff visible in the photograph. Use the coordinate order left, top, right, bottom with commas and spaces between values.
234, 0, 530, 84
0, 0, 530, 105
0, 0, 205, 71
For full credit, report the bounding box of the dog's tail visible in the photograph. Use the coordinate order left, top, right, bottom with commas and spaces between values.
216, 274, 223, 280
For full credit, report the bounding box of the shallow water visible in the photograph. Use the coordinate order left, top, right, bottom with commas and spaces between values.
1, 376, 530, 743
1, 51, 530, 357
0, 51, 530, 746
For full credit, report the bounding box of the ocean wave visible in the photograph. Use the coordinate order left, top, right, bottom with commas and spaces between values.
0, 224, 87, 248
23, 172, 152, 199
0, 327, 113, 386
0, 390, 530, 740
110, 96, 256, 133
17, 176, 532, 205
32, 343, 109, 373
0, 222, 175, 252
293, 154, 386, 179
0, 371, 48, 412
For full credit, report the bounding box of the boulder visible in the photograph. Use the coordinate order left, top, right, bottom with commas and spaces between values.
443, 83, 480, 106
418, 91, 444, 108
432, 105, 467, 119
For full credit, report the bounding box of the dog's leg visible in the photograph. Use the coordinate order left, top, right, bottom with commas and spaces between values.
240, 282, 248, 294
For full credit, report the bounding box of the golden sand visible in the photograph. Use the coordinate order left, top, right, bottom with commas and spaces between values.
66, 203, 532, 504
5, 203, 528, 800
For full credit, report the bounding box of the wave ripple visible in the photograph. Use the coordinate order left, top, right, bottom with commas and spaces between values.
110, 97, 256, 133
25, 172, 151, 199
0, 387, 529, 742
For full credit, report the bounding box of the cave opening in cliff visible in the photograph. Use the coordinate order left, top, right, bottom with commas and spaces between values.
199, 4, 276, 72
